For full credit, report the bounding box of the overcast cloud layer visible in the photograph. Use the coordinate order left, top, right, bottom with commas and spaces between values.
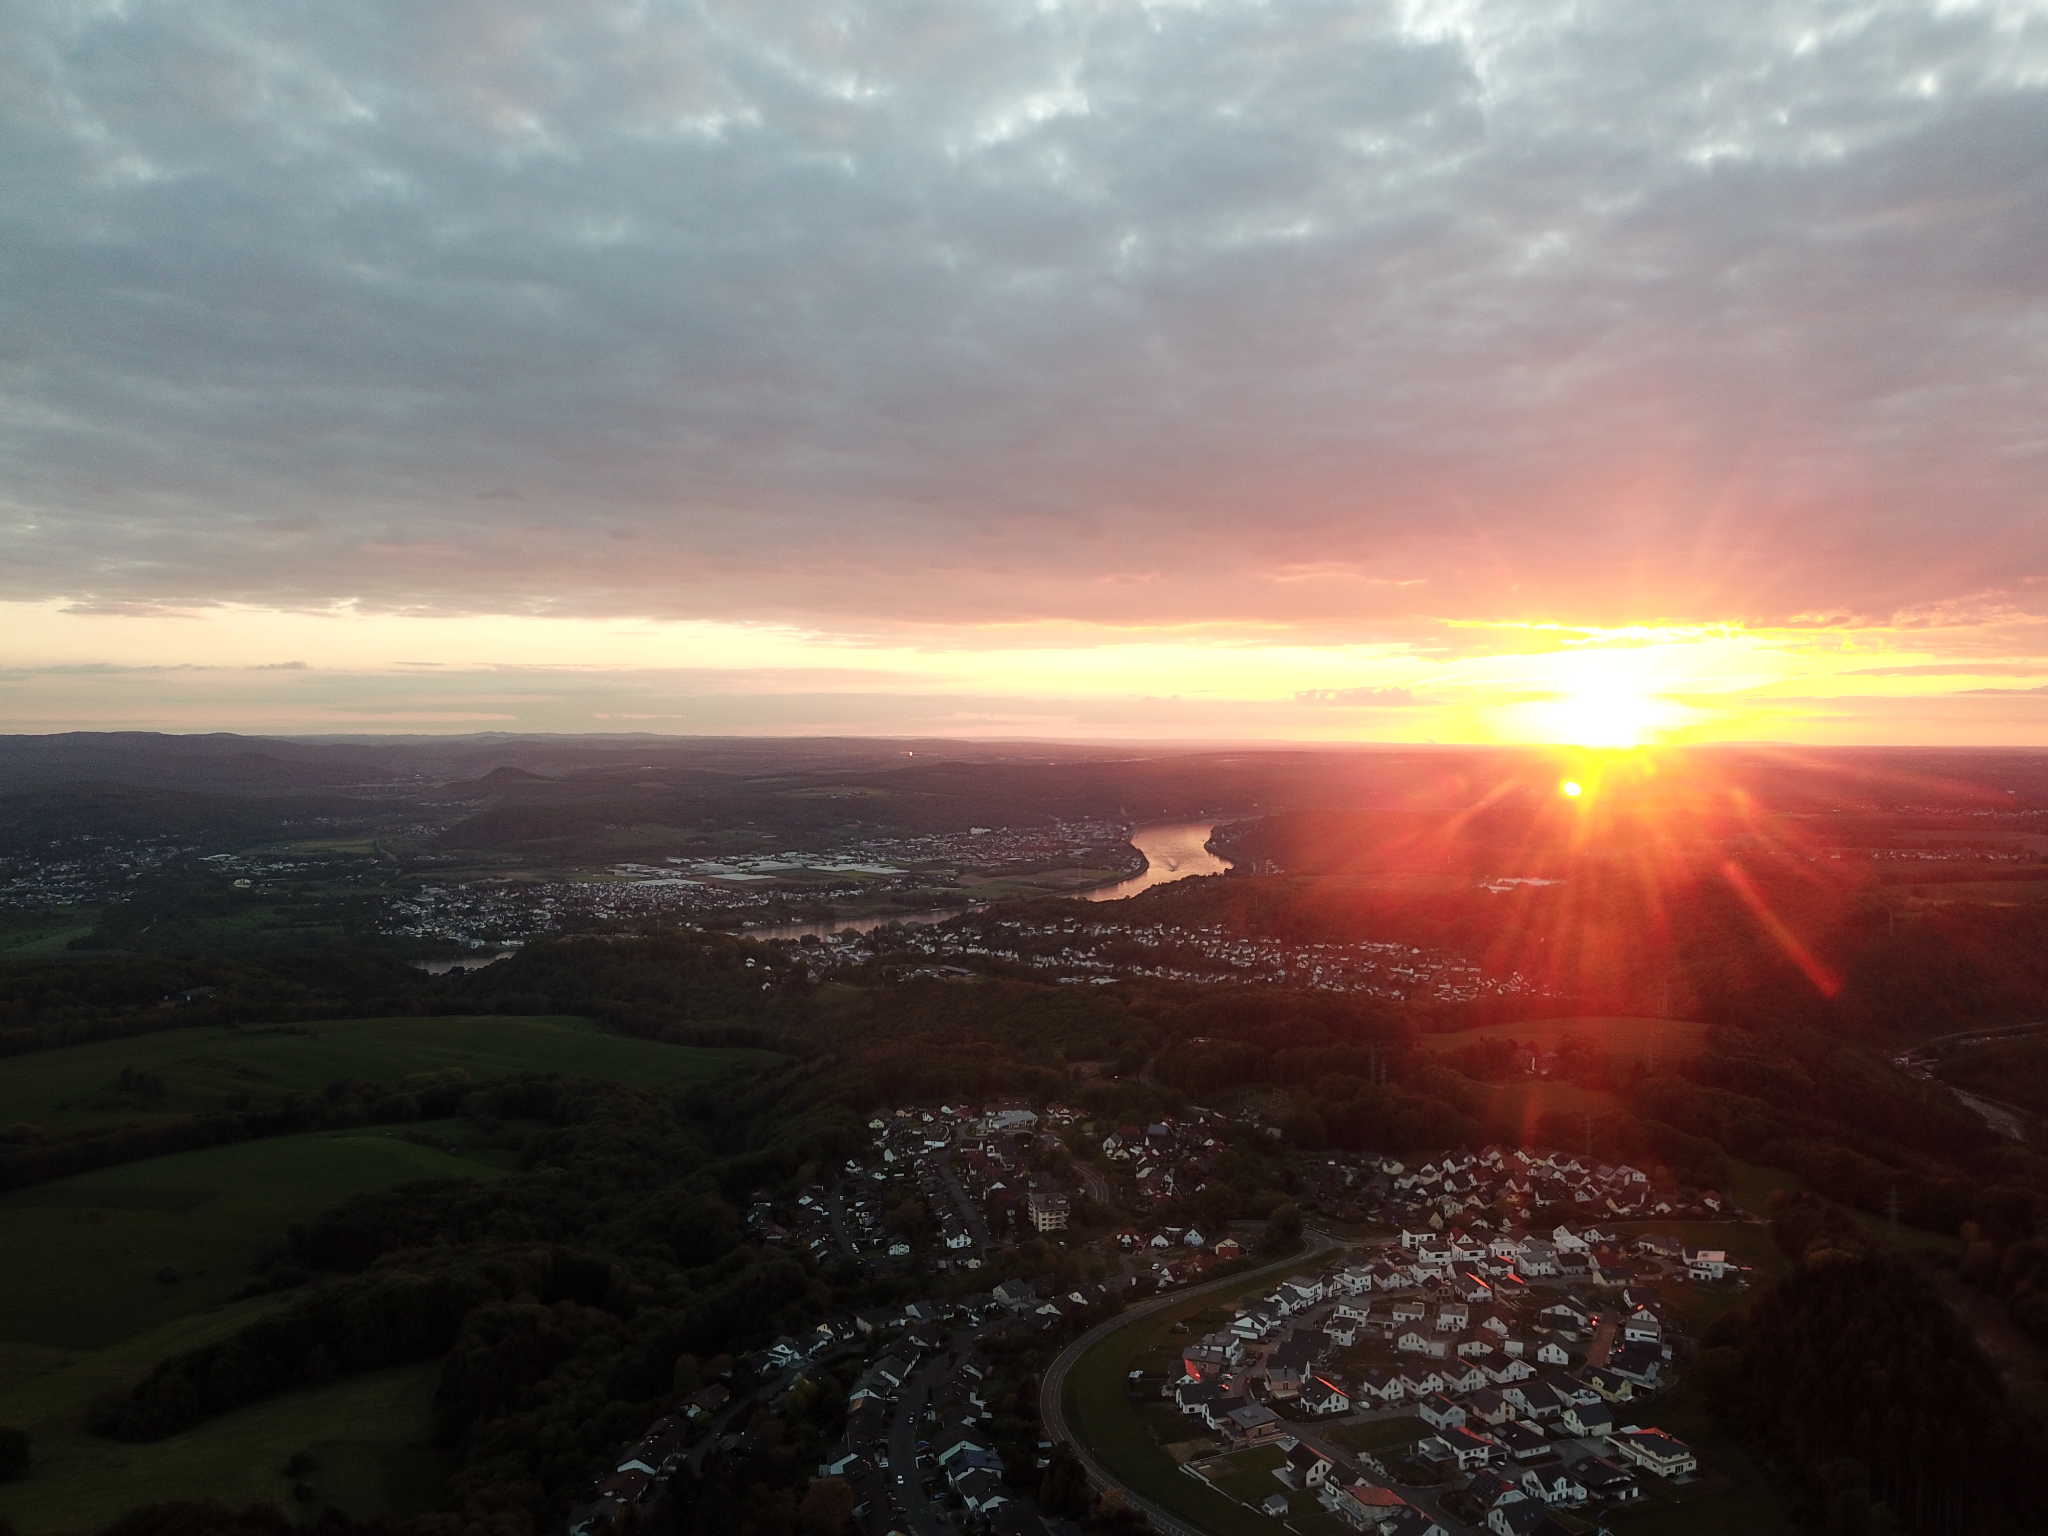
3, 0, 2047, 638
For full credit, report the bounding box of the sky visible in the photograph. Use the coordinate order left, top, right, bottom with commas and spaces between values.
4, 0, 2047, 744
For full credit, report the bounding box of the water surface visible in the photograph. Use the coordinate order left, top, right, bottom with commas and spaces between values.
1082, 821, 1233, 902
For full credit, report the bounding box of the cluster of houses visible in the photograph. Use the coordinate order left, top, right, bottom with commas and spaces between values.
793, 912, 1506, 1003
1182, 1232, 1689, 1392
1270, 1420, 1692, 1536
1297, 1146, 1728, 1230
1159, 1260, 1699, 1529
748, 1101, 1095, 1264
815, 1294, 1085, 1536
1099, 1111, 1234, 1209
568, 1389, 730, 1536
573, 1278, 1114, 1536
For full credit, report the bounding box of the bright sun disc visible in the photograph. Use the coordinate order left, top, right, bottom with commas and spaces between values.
1561, 780, 1584, 797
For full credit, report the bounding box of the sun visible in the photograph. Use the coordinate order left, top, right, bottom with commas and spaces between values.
1506, 687, 1688, 748
1561, 779, 1583, 797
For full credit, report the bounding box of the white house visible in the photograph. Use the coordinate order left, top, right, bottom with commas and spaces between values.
1300, 1376, 1352, 1416
1609, 1427, 1697, 1479
1684, 1248, 1730, 1282
1416, 1393, 1466, 1430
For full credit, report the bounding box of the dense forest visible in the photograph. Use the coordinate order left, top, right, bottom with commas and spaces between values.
1695, 1193, 2048, 1534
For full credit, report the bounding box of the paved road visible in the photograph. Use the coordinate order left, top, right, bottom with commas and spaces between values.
1072, 1155, 1114, 1207
1953, 1088, 2029, 1142
824, 1181, 862, 1259
1038, 1132, 1115, 1207
1895, 1025, 2045, 1142
1037, 1231, 1340, 1536
935, 1150, 993, 1248
888, 1348, 951, 1536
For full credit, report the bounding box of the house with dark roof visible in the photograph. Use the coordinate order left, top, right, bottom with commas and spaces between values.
1567, 1454, 1641, 1502
1464, 1468, 1526, 1515
1580, 1365, 1636, 1402
1488, 1502, 1572, 1536
1489, 1420, 1549, 1461
1417, 1426, 1494, 1472
1300, 1375, 1351, 1416
1416, 1393, 1465, 1431
1356, 1365, 1405, 1405
1282, 1441, 1334, 1489
1562, 1398, 1615, 1438
1220, 1402, 1287, 1447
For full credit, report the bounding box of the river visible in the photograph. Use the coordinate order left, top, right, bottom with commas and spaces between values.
740, 820, 1232, 943
1081, 820, 1233, 901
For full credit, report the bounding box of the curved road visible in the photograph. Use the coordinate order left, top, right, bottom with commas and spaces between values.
1038, 1230, 1340, 1536
1895, 1024, 2045, 1143
1041, 1133, 1116, 1207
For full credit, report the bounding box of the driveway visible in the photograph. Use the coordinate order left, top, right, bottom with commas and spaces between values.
1585, 1315, 1617, 1368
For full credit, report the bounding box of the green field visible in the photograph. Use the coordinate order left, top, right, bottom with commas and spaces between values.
0, 908, 101, 960
1325, 1416, 1425, 1454
1727, 1159, 1960, 1254
0, 1126, 516, 1351
0, 1014, 778, 1133
0, 1321, 445, 1536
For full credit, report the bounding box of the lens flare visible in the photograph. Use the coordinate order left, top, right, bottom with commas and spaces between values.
1561, 780, 1584, 798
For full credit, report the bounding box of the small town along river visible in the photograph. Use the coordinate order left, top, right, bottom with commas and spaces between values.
743, 820, 1233, 943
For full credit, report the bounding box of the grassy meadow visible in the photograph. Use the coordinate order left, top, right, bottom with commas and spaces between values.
0, 1330, 445, 1536
0, 1013, 777, 1134
0, 1126, 515, 1351
0, 910, 101, 962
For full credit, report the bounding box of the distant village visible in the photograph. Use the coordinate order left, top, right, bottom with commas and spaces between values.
792, 919, 1528, 1005
0, 835, 199, 907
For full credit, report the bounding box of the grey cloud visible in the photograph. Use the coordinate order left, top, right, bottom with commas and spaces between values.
2, 0, 2046, 633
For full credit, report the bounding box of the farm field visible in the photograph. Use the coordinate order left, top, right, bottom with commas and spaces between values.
0, 1337, 443, 1536
0, 909, 100, 960
1727, 1159, 1959, 1254
0, 1125, 512, 1351
0, 1015, 779, 1133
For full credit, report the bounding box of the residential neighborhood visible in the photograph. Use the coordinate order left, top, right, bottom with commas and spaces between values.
565, 1089, 1741, 1536
1151, 1249, 1705, 1535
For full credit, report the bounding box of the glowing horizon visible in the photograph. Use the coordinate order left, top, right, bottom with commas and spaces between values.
7, 598, 2048, 743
